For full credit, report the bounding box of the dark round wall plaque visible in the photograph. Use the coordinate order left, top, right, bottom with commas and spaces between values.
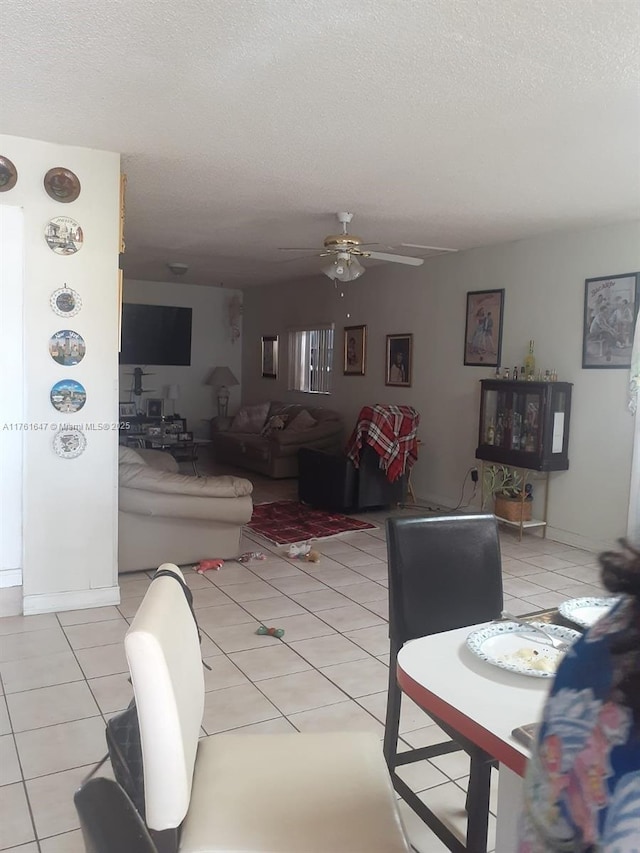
0, 156, 18, 192
44, 167, 81, 203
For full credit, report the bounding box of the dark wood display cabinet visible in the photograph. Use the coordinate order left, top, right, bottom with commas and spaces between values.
476, 380, 573, 538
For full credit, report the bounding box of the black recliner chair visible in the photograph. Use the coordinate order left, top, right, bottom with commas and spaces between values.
298, 445, 407, 512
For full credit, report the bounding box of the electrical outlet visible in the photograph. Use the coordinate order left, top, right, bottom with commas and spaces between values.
471, 468, 479, 483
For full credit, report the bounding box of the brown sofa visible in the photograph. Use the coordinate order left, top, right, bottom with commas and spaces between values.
211, 401, 344, 478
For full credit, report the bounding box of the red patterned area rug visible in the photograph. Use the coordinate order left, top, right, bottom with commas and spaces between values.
247, 500, 376, 545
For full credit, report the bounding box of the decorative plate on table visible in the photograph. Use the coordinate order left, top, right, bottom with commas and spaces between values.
50, 379, 86, 413
53, 428, 86, 459
50, 286, 82, 318
558, 597, 619, 630
44, 216, 83, 255
466, 621, 580, 679
44, 167, 81, 203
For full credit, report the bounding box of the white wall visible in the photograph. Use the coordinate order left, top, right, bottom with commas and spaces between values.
0, 207, 24, 591
242, 220, 640, 552
0, 134, 121, 614
119, 280, 243, 432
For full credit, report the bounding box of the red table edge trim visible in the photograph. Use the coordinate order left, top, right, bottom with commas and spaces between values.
396, 665, 528, 777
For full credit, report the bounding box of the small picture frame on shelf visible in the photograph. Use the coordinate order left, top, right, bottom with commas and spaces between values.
178, 431, 193, 442
464, 289, 505, 367
582, 272, 639, 368
119, 402, 137, 418
261, 335, 278, 378
343, 324, 366, 375
386, 333, 413, 387
146, 426, 162, 437
145, 398, 164, 418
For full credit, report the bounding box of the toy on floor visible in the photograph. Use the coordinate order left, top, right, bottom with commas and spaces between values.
285, 542, 320, 563
196, 559, 224, 574
256, 625, 285, 639
238, 551, 266, 563
286, 542, 310, 557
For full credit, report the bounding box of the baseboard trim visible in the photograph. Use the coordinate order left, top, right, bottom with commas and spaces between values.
23, 586, 121, 616
544, 526, 614, 555
413, 493, 605, 553
0, 569, 22, 588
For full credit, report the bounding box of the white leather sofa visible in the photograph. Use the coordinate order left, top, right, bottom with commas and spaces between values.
118, 447, 253, 573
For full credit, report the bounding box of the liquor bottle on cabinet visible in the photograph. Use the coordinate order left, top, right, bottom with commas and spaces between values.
476, 379, 572, 471
524, 340, 536, 381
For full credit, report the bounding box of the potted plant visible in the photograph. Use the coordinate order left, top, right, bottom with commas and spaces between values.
482, 465, 533, 522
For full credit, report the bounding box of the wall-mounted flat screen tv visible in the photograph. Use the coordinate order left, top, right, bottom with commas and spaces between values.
119, 303, 192, 366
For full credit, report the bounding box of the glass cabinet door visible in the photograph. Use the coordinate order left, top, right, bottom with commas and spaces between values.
481, 388, 509, 448
512, 389, 542, 455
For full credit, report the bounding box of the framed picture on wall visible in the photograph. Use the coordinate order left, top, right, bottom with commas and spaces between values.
582, 272, 639, 368
146, 398, 164, 418
119, 402, 137, 418
343, 324, 366, 375
463, 289, 505, 367
262, 335, 278, 378
386, 334, 413, 387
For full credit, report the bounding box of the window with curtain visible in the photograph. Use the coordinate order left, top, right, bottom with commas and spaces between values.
288, 326, 334, 394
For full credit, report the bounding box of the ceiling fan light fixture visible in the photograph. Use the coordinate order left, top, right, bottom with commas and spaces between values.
324, 251, 363, 283
321, 260, 338, 279
349, 257, 365, 280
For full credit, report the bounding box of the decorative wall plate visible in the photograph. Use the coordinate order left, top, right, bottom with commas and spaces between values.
50, 286, 82, 317
49, 330, 86, 366
44, 167, 81, 203
53, 428, 87, 459
50, 379, 86, 413
0, 156, 18, 192
44, 216, 83, 255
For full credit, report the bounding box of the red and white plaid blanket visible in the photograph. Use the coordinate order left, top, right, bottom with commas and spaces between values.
345, 404, 420, 482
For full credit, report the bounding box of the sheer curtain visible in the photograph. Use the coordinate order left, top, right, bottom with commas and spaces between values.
627, 318, 640, 543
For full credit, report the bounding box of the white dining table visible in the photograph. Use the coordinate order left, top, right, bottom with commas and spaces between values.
397, 623, 551, 852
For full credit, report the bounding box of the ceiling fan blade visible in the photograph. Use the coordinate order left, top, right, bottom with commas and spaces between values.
366, 251, 424, 266
278, 247, 322, 251
275, 254, 320, 264
400, 243, 459, 252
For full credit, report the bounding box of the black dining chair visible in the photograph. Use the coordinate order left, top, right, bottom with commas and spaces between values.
74, 776, 158, 853
384, 513, 504, 853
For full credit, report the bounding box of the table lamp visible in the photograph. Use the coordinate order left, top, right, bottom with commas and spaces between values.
205, 366, 239, 417
166, 383, 180, 417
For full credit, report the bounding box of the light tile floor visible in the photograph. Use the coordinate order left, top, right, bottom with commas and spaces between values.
0, 480, 604, 852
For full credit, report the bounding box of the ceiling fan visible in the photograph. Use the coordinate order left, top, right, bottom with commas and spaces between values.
279, 212, 457, 282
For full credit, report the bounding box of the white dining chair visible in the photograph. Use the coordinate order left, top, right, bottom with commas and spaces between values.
124, 563, 412, 853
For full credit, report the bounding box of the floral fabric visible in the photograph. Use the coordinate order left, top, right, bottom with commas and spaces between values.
518, 598, 640, 852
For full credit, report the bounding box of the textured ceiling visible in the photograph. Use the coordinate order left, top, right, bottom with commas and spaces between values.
2, 0, 639, 287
